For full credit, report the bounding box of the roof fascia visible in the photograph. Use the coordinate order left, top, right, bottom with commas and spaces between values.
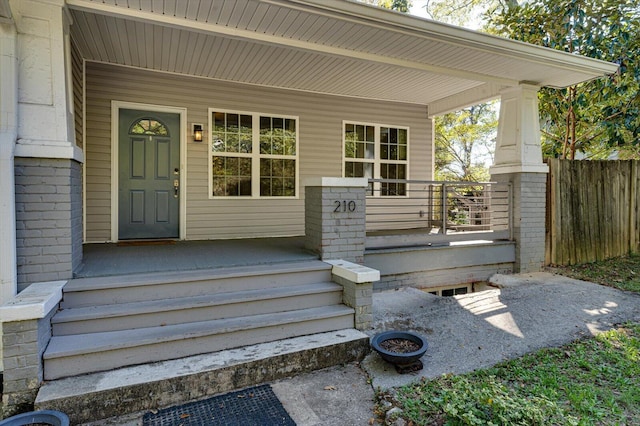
65, 0, 519, 86
284, 0, 619, 84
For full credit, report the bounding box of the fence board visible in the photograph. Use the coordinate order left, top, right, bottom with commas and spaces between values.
546, 159, 640, 265
632, 163, 639, 252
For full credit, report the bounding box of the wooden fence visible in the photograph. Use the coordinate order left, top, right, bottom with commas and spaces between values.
546, 159, 640, 265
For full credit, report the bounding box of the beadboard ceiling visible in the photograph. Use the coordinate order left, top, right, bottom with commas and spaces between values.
67, 0, 618, 111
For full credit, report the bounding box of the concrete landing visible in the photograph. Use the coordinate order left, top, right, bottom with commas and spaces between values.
35, 329, 369, 425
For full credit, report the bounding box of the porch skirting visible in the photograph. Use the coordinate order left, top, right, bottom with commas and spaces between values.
364, 241, 516, 291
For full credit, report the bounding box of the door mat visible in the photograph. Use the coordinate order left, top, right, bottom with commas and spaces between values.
117, 240, 176, 246
142, 385, 295, 426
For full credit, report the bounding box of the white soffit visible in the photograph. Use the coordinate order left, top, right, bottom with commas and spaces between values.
66, 0, 618, 106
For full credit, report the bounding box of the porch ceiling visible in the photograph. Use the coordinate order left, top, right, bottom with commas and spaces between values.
66, 0, 618, 113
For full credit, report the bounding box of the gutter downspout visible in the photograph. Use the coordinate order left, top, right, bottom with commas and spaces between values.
0, 15, 18, 305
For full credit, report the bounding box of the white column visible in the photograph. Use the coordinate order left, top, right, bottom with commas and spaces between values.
490, 84, 548, 175
490, 84, 548, 273
10, 0, 81, 161
0, 20, 18, 305
0, 11, 18, 374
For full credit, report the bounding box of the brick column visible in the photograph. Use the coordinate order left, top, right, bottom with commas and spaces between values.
10, 0, 84, 291
491, 84, 548, 273
492, 172, 546, 273
0, 281, 65, 418
14, 158, 83, 292
325, 260, 379, 331
304, 177, 368, 263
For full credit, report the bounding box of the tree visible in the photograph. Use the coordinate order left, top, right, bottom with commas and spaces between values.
488, 0, 640, 159
359, 0, 412, 13
422, 0, 516, 27
435, 102, 497, 181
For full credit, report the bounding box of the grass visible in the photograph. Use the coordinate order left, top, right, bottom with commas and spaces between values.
379, 254, 640, 426
545, 253, 640, 293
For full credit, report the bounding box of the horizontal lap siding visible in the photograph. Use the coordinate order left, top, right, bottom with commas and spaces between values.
85, 62, 431, 241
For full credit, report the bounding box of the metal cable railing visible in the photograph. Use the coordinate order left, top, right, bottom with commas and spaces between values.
366, 179, 512, 239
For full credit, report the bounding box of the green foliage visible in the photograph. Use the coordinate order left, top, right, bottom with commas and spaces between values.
487, 0, 640, 159
397, 374, 572, 425
359, 0, 412, 12
390, 0, 411, 13
422, 0, 515, 27
435, 102, 497, 181
547, 253, 640, 293
390, 323, 640, 425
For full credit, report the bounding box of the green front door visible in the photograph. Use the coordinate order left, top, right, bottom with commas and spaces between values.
118, 109, 180, 240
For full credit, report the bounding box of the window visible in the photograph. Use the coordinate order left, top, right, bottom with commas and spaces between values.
209, 109, 298, 198
343, 122, 408, 196
427, 284, 472, 297
129, 118, 169, 136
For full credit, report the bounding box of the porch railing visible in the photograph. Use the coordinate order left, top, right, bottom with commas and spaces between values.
365, 179, 512, 249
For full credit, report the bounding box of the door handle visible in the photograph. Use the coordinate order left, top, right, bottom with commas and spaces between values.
173, 179, 179, 198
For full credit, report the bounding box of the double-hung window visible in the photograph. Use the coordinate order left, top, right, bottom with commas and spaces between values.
343, 122, 408, 196
209, 109, 298, 198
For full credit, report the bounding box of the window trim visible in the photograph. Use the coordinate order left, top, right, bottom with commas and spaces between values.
208, 108, 299, 199
342, 120, 410, 197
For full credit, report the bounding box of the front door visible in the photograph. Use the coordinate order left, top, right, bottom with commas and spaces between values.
118, 109, 180, 239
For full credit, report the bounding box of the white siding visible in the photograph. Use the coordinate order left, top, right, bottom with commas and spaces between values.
84, 62, 431, 242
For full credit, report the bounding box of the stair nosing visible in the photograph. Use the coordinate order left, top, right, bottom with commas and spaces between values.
44, 305, 355, 359
52, 282, 343, 324
65, 260, 331, 292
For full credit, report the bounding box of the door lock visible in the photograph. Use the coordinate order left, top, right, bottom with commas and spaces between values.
173, 179, 179, 198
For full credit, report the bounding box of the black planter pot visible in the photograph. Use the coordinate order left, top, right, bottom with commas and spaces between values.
371, 330, 428, 366
0, 410, 69, 426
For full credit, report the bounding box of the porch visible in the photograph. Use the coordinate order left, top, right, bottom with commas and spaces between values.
76, 237, 316, 278
76, 177, 516, 287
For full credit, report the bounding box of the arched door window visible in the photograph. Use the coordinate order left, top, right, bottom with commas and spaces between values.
129, 118, 169, 136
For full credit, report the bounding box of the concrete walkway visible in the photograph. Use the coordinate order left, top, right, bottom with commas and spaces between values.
363, 272, 640, 390
276, 272, 640, 425
80, 273, 640, 425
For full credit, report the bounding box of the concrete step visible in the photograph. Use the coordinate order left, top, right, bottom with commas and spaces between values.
43, 305, 355, 380
61, 260, 332, 308
35, 329, 370, 425
52, 282, 343, 335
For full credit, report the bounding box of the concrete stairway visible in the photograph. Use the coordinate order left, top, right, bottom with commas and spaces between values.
43, 260, 356, 381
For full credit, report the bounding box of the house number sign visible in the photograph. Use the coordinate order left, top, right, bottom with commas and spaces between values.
334, 200, 357, 213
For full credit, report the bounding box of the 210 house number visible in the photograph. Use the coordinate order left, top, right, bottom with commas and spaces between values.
334, 200, 357, 213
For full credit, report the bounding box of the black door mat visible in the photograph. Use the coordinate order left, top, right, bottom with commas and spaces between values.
142, 384, 296, 426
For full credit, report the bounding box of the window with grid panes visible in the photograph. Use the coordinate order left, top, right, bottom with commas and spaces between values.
210, 110, 298, 198
343, 122, 408, 196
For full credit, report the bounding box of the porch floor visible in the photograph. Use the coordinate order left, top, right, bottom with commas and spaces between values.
76, 237, 317, 278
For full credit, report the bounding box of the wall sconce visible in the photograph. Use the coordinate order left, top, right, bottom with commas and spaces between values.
192, 123, 203, 142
